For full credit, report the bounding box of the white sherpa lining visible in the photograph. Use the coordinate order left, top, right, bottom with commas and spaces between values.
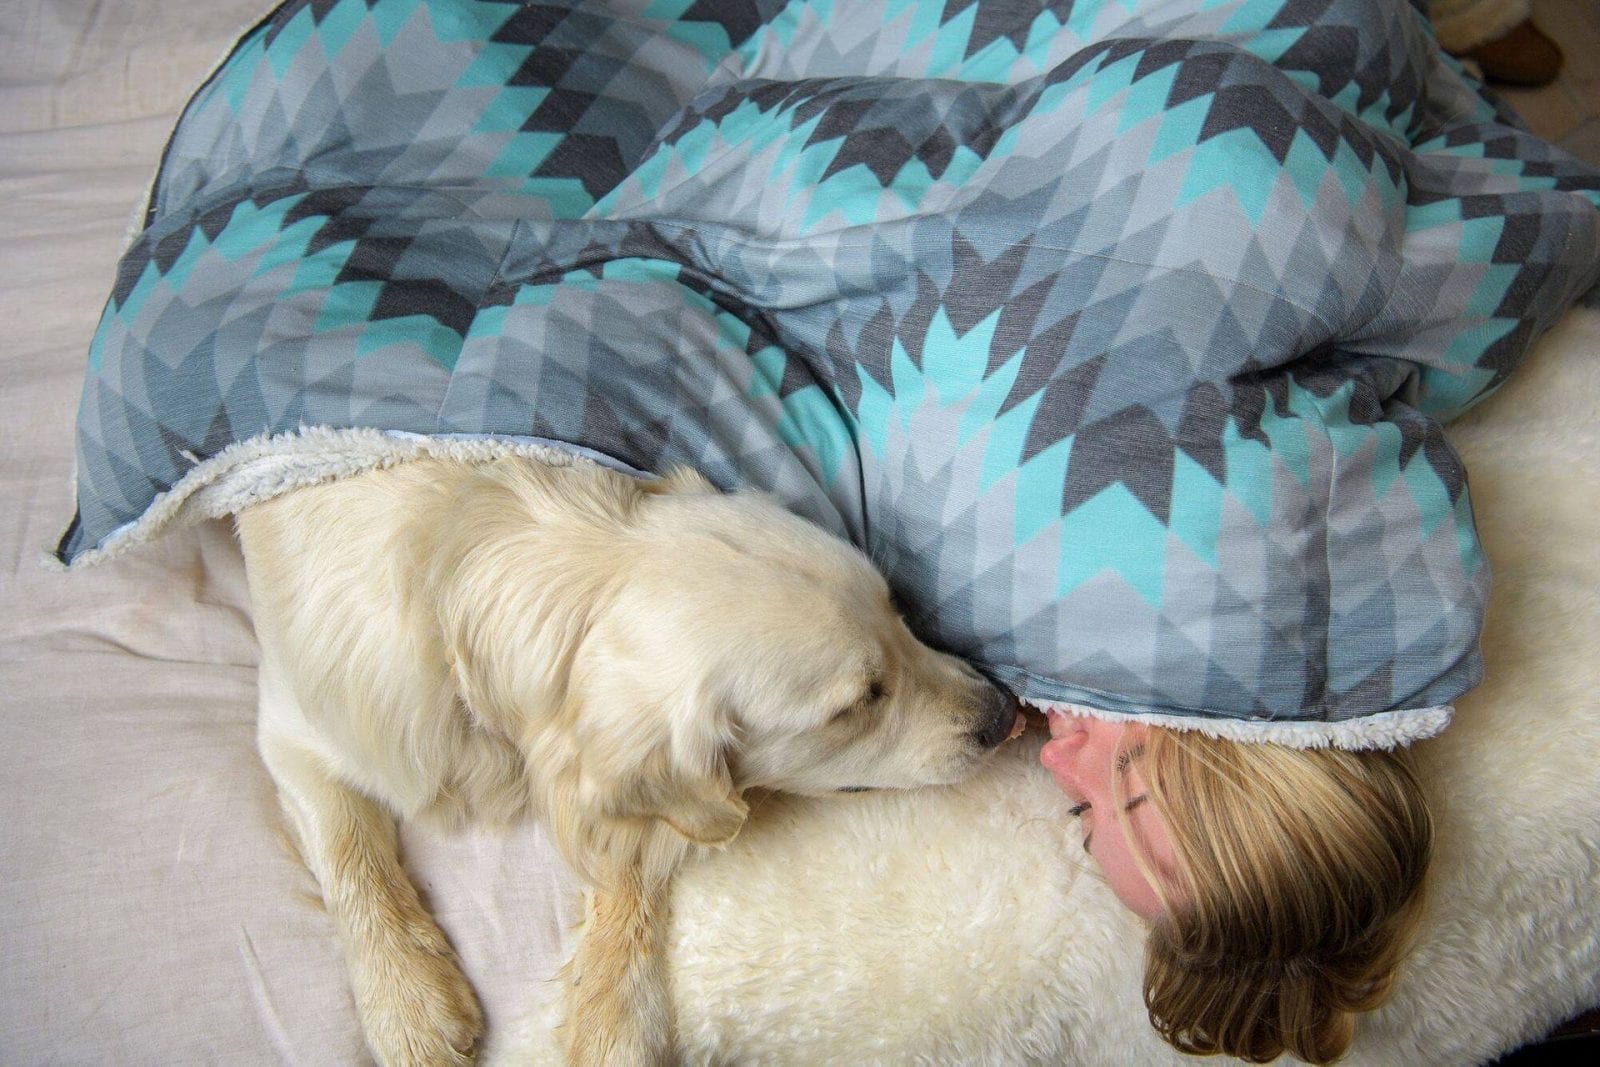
1025, 699, 1453, 750
56, 425, 630, 569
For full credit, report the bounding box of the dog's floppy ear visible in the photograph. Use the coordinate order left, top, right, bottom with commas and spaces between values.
591, 716, 748, 847
610, 756, 748, 847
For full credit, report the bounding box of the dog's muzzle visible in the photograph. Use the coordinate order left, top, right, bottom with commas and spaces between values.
971, 682, 1025, 748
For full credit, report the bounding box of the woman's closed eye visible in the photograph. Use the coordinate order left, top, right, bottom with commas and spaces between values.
1072, 795, 1149, 817
1071, 794, 1149, 852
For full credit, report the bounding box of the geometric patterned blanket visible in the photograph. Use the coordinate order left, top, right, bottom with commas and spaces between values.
58, 0, 1600, 747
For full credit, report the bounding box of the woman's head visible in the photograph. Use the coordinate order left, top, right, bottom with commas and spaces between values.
1039, 711, 1434, 1065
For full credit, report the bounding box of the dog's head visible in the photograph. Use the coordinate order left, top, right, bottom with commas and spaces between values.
553, 468, 1020, 852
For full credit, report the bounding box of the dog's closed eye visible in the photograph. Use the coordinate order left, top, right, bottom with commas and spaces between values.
829, 679, 887, 725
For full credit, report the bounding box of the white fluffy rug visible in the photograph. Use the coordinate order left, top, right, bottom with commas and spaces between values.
506, 306, 1600, 1065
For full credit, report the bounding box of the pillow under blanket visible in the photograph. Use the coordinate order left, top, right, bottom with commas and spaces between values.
57, 0, 1600, 745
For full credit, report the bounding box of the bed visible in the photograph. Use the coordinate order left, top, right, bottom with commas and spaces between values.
2, 1, 1597, 1063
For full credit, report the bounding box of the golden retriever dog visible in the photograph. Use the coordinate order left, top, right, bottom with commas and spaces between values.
236, 453, 1020, 1066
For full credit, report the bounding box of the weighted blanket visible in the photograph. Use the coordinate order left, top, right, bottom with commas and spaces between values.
57, 0, 1600, 747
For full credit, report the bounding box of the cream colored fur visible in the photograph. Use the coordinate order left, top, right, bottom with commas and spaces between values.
237, 456, 1018, 1066
502, 306, 1600, 1065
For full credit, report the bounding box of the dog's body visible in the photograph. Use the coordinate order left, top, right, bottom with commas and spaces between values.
237, 454, 1017, 1065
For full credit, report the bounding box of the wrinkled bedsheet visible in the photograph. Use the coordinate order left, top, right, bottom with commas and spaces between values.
56, 0, 1600, 745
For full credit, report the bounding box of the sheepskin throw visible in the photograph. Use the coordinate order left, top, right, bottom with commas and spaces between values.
59, 0, 1600, 746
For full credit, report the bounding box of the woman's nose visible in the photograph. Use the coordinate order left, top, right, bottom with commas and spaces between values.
1057, 729, 1089, 752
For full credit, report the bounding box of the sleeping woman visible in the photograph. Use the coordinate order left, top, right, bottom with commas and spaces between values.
1039, 711, 1431, 1064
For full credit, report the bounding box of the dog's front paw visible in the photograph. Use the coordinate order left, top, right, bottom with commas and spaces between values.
352, 928, 484, 1067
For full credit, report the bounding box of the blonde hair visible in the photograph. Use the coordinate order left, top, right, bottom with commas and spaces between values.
1136, 729, 1433, 1064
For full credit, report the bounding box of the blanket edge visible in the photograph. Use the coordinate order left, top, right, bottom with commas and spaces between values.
56, 425, 623, 568
1024, 699, 1453, 750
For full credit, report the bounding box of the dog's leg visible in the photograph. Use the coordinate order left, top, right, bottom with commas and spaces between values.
258, 669, 482, 1066
560, 870, 675, 1066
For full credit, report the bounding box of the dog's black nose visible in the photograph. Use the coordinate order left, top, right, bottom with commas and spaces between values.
971, 682, 1022, 748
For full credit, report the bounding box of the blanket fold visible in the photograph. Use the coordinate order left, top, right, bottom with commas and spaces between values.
59, 0, 1600, 747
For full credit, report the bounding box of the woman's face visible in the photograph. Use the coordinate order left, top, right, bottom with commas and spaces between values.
1039, 711, 1179, 921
